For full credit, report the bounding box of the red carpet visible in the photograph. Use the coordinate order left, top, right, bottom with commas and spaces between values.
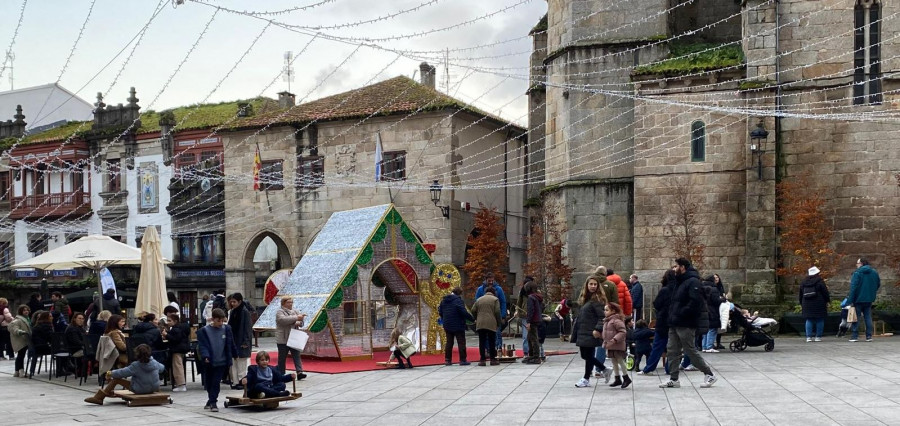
252, 348, 575, 374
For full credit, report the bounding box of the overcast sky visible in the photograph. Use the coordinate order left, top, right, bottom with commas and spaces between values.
0, 0, 547, 127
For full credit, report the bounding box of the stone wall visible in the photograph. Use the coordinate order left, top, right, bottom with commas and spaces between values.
546, 0, 669, 52
670, 0, 742, 43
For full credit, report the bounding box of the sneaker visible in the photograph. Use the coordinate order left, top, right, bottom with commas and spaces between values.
602, 368, 613, 384
444, 361, 453, 366
701, 374, 717, 388
806, 338, 812, 343
13, 370, 19, 378
708, 349, 719, 353
659, 380, 680, 388
575, 378, 591, 388
594, 370, 603, 377
459, 361, 471, 366
210, 404, 219, 413
849, 339, 858, 342
684, 365, 697, 371
173, 385, 187, 392
478, 360, 487, 366
637, 370, 653, 375
489, 359, 500, 366
814, 337, 822, 342
297, 372, 308, 380
866, 338, 873, 342
204, 403, 212, 410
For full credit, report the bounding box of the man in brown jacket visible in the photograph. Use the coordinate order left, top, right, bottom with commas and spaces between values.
471, 286, 502, 366
275, 298, 307, 379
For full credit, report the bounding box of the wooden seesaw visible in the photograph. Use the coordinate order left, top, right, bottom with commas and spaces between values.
224, 378, 302, 409
112, 390, 173, 407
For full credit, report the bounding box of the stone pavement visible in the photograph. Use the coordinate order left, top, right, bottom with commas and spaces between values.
2, 334, 900, 425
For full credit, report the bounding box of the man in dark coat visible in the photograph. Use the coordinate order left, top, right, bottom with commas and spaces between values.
629, 274, 644, 321
848, 257, 880, 342
227, 293, 253, 389
659, 258, 717, 389
438, 287, 474, 365
799, 266, 830, 342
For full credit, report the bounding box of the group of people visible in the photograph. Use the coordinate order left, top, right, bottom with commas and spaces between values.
799, 257, 882, 342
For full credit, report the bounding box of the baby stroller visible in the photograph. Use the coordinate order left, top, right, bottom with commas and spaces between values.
728, 306, 776, 352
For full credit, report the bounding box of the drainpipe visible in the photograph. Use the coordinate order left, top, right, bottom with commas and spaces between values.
774, 0, 783, 297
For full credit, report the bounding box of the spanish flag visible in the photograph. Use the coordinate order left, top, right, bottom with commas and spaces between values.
253, 145, 262, 191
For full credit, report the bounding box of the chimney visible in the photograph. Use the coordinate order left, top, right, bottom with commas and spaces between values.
278, 91, 295, 109
419, 62, 436, 89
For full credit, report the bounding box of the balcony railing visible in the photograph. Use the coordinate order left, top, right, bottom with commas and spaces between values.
9, 190, 92, 220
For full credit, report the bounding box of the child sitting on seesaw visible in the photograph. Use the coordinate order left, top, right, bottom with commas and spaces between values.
243, 351, 296, 398
85, 343, 165, 405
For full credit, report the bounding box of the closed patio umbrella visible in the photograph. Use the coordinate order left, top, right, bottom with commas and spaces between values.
135, 226, 169, 318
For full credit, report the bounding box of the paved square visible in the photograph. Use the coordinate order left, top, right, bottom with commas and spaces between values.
2, 335, 899, 425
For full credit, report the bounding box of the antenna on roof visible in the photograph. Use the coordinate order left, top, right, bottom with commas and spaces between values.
282, 51, 294, 93
444, 48, 449, 94
5, 50, 14, 90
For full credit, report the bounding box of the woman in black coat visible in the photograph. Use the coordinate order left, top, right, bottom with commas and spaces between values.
799, 266, 830, 342
701, 278, 722, 352
568, 275, 611, 387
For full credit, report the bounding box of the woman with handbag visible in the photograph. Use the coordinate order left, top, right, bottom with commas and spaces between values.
275, 297, 307, 379
799, 266, 830, 342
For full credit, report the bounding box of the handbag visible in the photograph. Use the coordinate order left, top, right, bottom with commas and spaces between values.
846, 306, 858, 323
286, 329, 309, 351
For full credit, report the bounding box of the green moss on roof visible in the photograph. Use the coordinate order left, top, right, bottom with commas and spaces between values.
633, 42, 744, 76
530, 14, 548, 35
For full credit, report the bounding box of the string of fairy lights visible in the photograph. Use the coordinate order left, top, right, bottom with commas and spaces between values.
0, 0, 897, 265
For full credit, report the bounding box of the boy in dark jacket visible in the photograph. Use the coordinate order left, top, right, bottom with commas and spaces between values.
438, 287, 474, 366
631, 320, 653, 372
244, 351, 295, 398
198, 308, 238, 412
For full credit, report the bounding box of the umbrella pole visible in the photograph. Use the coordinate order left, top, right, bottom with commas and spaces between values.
95, 269, 104, 311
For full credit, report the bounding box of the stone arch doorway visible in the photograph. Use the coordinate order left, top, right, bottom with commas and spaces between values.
240, 231, 293, 304
369, 257, 420, 351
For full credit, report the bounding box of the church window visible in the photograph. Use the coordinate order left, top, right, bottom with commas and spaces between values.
854, 0, 882, 105
690, 121, 705, 162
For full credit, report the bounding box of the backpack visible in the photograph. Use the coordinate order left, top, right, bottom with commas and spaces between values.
212, 295, 227, 311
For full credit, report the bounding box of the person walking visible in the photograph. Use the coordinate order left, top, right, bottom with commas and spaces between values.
701, 276, 723, 353
438, 287, 474, 366
660, 258, 717, 389
475, 273, 507, 351
275, 297, 308, 379
227, 293, 253, 390
602, 302, 631, 389
848, 257, 880, 342
800, 266, 830, 342
570, 275, 612, 387
629, 275, 644, 321
591, 267, 618, 377
8, 305, 31, 377
198, 308, 237, 412
471, 285, 501, 366
640, 270, 675, 375
0, 297, 13, 360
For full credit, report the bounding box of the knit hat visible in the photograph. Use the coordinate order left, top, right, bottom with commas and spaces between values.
594, 266, 607, 277
808, 266, 820, 276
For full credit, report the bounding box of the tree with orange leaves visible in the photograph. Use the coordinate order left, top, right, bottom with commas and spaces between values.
463, 205, 509, 299
776, 175, 842, 281
524, 212, 575, 303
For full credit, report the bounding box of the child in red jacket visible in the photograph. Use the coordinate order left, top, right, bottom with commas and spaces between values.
602, 303, 630, 389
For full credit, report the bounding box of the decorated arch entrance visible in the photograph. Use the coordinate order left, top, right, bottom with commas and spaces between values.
254, 204, 455, 360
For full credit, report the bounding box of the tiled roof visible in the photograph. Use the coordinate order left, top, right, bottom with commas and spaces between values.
230, 76, 523, 132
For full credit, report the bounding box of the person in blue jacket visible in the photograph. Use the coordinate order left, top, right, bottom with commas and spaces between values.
198, 308, 238, 412
438, 287, 474, 366
848, 257, 881, 342
243, 351, 295, 398
475, 273, 507, 350
84, 344, 165, 405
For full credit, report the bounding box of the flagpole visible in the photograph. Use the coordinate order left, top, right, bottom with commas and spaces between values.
256, 142, 272, 213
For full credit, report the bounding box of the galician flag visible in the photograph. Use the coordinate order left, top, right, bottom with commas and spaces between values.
253, 145, 262, 190
374, 132, 383, 182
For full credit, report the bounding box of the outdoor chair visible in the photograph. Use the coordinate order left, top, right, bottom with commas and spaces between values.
49, 333, 73, 381
79, 334, 101, 386
28, 344, 52, 379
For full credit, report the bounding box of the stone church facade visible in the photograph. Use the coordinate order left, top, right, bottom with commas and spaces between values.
529, 0, 900, 307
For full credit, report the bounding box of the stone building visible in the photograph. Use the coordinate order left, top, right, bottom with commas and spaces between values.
222, 66, 528, 306
528, 0, 900, 308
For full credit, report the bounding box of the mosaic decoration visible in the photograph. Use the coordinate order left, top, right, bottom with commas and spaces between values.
341, 265, 359, 287
400, 222, 416, 243
371, 223, 387, 243
325, 287, 344, 309
415, 244, 433, 266
309, 311, 328, 333
263, 269, 293, 305
356, 244, 374, 265
391, 259, 418, 292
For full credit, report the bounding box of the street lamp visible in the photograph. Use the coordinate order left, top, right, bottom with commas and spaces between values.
749, 120, 769, 180
429, 179, 450, 218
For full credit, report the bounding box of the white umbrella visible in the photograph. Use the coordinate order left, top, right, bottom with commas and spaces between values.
135, 226, 169, 318
12, 235, 145, 310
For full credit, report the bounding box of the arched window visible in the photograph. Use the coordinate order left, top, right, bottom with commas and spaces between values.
690, 121, 705, 162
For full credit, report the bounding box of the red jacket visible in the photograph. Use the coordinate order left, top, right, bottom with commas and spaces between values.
608, 274, 633, 316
